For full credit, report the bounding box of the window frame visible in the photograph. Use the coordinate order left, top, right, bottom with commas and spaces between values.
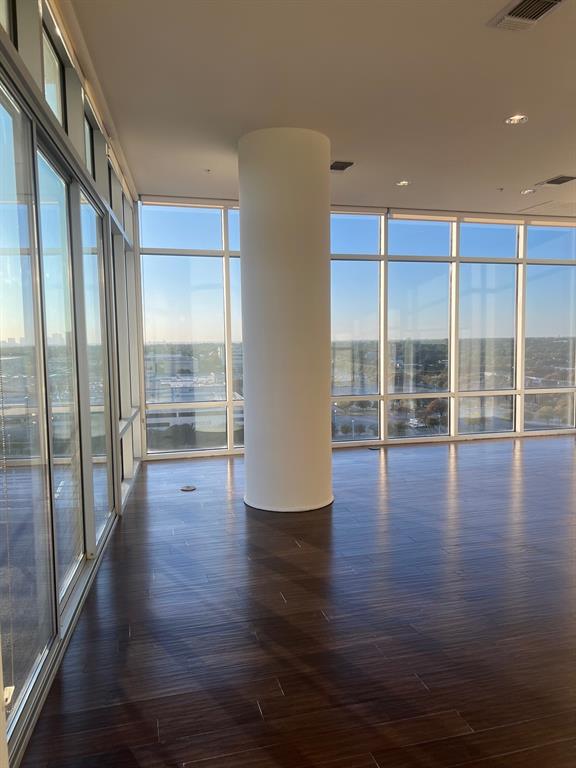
138, 202, 576, 458
1, 29, 139, 764
83, 113, 94, 177
138, 203, 240, 457
41, 25, 65, 127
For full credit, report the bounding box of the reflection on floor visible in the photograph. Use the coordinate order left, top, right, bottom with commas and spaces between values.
21, 436, 576, 767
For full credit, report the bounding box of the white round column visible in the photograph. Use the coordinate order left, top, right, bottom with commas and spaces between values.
238, 127, 333, 512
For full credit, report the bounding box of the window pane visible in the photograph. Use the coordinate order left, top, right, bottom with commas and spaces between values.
84, 117, 93, 177
525, 266, 576, 387
146, 408, 227, 452
388, 262, 449, 393
42, 31, 63, 124
233, 405, 244, 447
524, 393, 573, 431
38, 153, 84, 593
458, 396, 514, 434
80, 196, 114, 541
330, 214, 379, 255
142, 255, 226, 403
331, 260, 379, 395
458, 264, 516, 391
332, 400, 379, 442
459, 223, 517, 259
230, 257, 243, 398
527, 226, 576, 260
388, 398, 448, 439
388, 219, 451, 257
140, 205, 223, 250
1, 84, 54, 724
228, 208, 240, 251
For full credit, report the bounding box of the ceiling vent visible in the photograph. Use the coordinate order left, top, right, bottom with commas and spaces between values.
543, 175, 576, 185
488, 0, 565, 30
536, 175, 576, 186
330, 161, 354, 172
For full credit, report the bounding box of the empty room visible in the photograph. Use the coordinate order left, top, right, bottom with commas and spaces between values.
2, 0, 576, 766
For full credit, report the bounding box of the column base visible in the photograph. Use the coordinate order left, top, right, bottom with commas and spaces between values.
243, 495, 334, 513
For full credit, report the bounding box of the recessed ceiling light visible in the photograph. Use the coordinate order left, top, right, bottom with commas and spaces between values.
395, 180, 411, 187
520, 188, 535, 195
505, 114, 528, 125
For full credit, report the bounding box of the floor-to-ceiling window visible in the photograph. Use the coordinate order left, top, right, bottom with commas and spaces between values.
524, 256, 576, 430
140, 204, 231, 454
37, 153, 85, 597
139, 202, 576, 453
458, 264, 516, 434
1, 61, 136, 757
330, 247, 380, 443
0, 81, 55, 730
79, 195, 114, 541
229, 251, 244, 447
0, 0, 143, 750
387, 260, 450, 438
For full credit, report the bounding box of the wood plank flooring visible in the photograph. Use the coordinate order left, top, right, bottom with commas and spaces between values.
20, 436, 576, 767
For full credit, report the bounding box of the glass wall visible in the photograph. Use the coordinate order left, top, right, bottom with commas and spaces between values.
80, 196, 114, 541
458, 396, 514, 435
388, 262, 450, 393
1, 3, 139, 754
0, 63, 134, 752
139, 205, 576, 451
0, 83, 55, 727
525, 265, 576, 388
141, 254, 226, 404
37, 153, 85, 595
229, 257, 243, 393
140, 205, 232, 454
331, 260, 379, 396
458, 263, 516, 391
388, 398, 449, 438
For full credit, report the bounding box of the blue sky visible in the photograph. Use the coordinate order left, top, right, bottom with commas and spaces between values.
459, 263, 516, 340
142, 255, 225, 344
388, 261, 449, 341
137, 207, 576, 344
3, 161, 576, 349
331, 260, 379, 341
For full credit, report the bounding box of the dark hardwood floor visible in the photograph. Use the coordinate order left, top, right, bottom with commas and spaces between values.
21, 436, 576, 767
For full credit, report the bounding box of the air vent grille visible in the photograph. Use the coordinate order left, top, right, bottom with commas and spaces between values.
488, 0, 564, 30
508, 0, 562, 20
543, 175, 576, 185
330, 161, 354, 172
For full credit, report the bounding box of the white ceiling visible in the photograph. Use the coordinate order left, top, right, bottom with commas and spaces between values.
66, 0, 576, 216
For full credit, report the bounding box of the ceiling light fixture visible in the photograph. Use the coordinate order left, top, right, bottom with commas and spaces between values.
395, 180, 411, 187
520, 188, 535, 195
505, 114, 528, 125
